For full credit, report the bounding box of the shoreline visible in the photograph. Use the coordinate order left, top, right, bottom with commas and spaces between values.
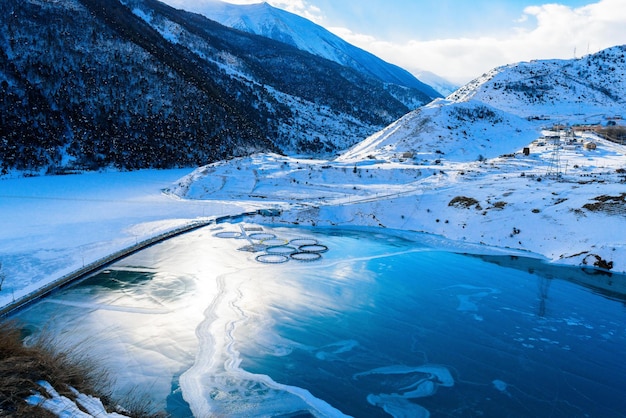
0, 218, 213, 318
2, 158, 625, 319
3, 214, 623, 318
0, 211, 261, 318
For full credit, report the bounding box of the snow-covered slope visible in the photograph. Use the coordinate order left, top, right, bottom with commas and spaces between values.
181, 1, 441, 104
411, 69, 460, 96
337, 99, 536, 163
449, 45, 626, 121
337, 45, 626, 164
170, 130, 626, 277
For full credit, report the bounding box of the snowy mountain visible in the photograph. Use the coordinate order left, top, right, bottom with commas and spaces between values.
2, 45, 626, 418
449, 45, 626, 121
0, 0, 418, 175
336, 100, 537, 163
411, 68, 460, 96
179, 0, 441, 107
338, 45, 626, 163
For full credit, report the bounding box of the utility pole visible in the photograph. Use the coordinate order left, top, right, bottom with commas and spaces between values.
0, 262, 5, 292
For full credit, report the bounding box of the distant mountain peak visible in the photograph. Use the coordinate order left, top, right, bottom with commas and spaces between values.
184, 0, 442, 106
0, 0, 425, 174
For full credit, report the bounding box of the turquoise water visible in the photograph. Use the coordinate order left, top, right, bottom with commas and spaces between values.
14, 225, 626, 417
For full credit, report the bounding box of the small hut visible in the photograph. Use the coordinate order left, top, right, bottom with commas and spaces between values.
583, 142, 597, 150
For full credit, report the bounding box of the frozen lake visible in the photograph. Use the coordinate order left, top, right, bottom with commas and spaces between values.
14, 224, 626, 417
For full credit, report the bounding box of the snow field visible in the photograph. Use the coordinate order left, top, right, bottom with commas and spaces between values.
175, 129, 626, 274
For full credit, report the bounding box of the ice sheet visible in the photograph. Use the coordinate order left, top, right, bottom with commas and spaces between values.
13, 224, 626, 417
179, 236, 353, 417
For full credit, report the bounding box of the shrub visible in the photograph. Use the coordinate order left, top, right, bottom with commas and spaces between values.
449, 196, 482, 210
0, 320, 113, 416
0, 320, 159, 418
582, 254, 614, 270
582, 193, 626, 213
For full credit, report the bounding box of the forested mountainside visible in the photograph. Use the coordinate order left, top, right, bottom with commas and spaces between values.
0, 0, 419, 175
186, 1, 441, 106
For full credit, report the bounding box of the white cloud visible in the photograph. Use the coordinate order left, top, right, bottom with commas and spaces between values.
330, 0, 626, 84
165, 0, 625, 85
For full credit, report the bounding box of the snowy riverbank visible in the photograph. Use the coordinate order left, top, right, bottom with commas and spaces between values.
172, 131, 626, 276
0, 169, 266, 311
2, 128, 626, 315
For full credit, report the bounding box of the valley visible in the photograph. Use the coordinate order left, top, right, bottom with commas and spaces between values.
0, 2, 625, 415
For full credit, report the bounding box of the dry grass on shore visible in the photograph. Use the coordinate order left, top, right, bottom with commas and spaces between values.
0, 320, 160, 417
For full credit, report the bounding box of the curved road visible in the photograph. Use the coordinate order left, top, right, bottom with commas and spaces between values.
0, 211, 260, 318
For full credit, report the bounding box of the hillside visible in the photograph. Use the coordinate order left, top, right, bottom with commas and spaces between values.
336, 100, 537, 163
0, 0, 419, 175
177, 0, 441, 107
337, 45, 626, 163
1, 45, 625, 417
449, 45, 626, 121
169, 46, 626, 274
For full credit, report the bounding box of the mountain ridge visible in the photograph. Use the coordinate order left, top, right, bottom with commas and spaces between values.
338, 45, 626, 163
175, 0, 442, 106
0, 0, 422, 175
448, 46, 626, 119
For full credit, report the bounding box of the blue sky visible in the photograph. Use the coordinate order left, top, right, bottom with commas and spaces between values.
164, 0, 626, 84
299, 0, 591, 40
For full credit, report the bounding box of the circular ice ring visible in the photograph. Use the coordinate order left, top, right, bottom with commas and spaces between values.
261, 238, 289, 246
298, 244, 328, 253
289, 238, 318, 246
249, 232, 276, 241
266, 245, 297, 255
214, 231, 243, 239
256, 254, 289, 264
290, 252, 322, 262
